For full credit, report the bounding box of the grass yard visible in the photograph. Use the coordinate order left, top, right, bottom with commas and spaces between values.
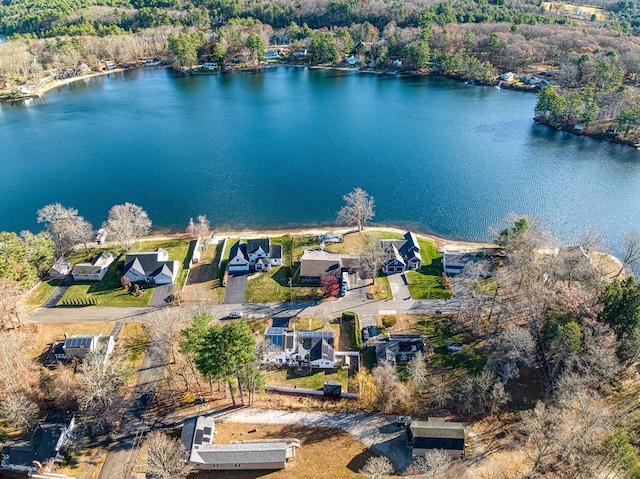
120, 322, 151, 385
61, 238, 192, 307
542, 1, 608, 20
372, 274, 392, 300
29, 322, 116, 360
384, 315, 486, 383
406, 270, 451, 300
187, 422, 372, 479
26, 279, 60, 307
263, 368, 349, 390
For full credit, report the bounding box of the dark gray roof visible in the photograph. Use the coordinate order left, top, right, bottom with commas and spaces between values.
247, 239, 270, 255
4, 417, 71, 467
375, 334, 426, 364
269, 245, 282, 259
123, 250, 177, 278
193, 442, 287, 466
229, 241, 248, 261
299, 332, 334, 362
410, 418, 465, 450
381, 231, 422, 266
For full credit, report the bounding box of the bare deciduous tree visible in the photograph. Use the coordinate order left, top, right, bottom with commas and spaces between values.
77, 350, 129, 434
0, 393, 39, 430
616, 230, 640, 276
104, 202, 152, 249
455, 371, 510, 415
145, 430, 194, 479
407, 351, 429, 390
372, 361, 410, 414
337, 187, 375, 232
486, 326, 536, 384
360, 233, 390, 284
0, 331, 39, 398
37, 203, 93, 254
0, 278, 26, 329
359, 455, 394, 479
413, 449, 453, 478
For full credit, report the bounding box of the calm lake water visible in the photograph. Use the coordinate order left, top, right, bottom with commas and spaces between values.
1, 67, 638, 247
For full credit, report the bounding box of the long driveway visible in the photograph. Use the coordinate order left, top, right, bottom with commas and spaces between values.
223, 273, 248, 304
387, 273, 412, 300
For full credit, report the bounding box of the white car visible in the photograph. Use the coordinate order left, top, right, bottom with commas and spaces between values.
228, 311, 243, 319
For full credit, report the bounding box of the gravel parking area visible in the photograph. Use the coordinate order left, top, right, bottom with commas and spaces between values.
213, 408, 413, 471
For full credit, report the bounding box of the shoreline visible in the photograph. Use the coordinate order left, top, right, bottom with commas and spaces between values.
133, 224, 496, 251
8, 61, 637, 149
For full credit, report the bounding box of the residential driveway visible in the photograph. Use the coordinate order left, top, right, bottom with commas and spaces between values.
387, 273, 412, 300
223, 273, 247, 305
343, 273, 367, 301
212, 408, 413, 472
42, 275, 74, 307
149, 283, 175, 307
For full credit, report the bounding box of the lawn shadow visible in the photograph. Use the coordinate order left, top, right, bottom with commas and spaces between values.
347, 449, 375, 474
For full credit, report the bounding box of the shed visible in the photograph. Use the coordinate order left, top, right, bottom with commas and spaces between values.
407, 418, 465, 459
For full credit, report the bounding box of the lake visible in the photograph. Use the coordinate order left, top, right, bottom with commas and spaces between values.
0, 66, 638, 247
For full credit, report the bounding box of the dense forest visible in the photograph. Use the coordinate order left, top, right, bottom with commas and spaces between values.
0, 0, 639, 141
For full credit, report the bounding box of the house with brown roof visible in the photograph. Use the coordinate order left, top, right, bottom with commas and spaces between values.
298, 250, 360, 284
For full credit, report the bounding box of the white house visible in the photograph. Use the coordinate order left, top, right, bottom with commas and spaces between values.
380, 231, 422, 274
227, 239, 283, 273
346, 54, 359, 65
264, 328, 335, 368
123, 248, 180, 284
264, 49, 280, 61
62, 333, 115, 361
48, 257, 72, 279
71, 251, 115, 281
500, 71, 515, 82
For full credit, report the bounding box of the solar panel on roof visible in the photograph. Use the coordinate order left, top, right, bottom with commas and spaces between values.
298, 331, 333, 338
266, 335, 284, 348
265, 327, 286, 335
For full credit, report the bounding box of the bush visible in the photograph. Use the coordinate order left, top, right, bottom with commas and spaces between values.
344, 311, 363, 350
382, 315, 397, 328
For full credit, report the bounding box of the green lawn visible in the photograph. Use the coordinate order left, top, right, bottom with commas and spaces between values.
263, 368, 349, 391
373, 275, 392, 300
406, 237, 451, 299
60, 238, 192, 307
27, 279, 60, 306
243, 236, 323, 303
417, 316, 486, 381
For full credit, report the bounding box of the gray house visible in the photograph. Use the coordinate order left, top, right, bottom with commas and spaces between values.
1, 415, 75, 474
375, 334, 427, 365
71, 251, 115, 281
181, 416, 299, 471
123, 248, 180, 284
380, 232, 422, 274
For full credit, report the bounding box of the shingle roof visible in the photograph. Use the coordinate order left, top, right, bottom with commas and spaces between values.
381, 232, 422, 267
410, 418, 465, 451
299, 250, 361, 278
123, 251, 178, 278
247, 239, 270, 255
269, 245, 282, 259
229, 241, 249, 262
193, 442, 287, 466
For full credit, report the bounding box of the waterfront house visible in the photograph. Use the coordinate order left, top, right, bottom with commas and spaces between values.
71, 251, 115, 281
122, 248, 180, 284
48, 257, 72, 279
380, 231, 422, 274
298, 250, 360, 284
406, 418, 465, 459
227, 239, 283, 273
500, 72, 515, 82
264, 49, 280, 61
1, 414, 75, 474
181, 416, 299, 471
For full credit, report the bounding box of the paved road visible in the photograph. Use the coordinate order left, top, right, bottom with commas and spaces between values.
26, 306, 155, 323
387, 273, 412, 300
223, 273, 247, 304
98, 327, 170, 479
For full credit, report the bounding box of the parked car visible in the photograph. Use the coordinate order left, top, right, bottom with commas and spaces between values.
395, 416, 412, 426
228, 311, 243, 319
362, 328, 370, 342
